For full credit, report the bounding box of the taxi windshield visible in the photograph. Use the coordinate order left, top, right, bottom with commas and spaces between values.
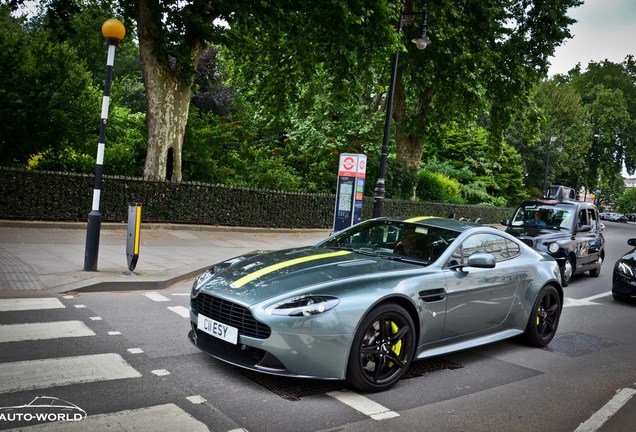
511, 204, 573, 230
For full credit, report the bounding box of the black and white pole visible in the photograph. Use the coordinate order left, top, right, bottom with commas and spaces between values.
84, 19, 125, 271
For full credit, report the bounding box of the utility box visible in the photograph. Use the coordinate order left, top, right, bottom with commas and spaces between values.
126, 203, 142, 272
333, 153, 367, 233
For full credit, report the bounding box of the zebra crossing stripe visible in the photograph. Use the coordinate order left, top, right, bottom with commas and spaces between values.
144, 292, 170, 302
0, 353, 141, 394
327, 390, 399, 420
2, 403, 210, 432
0, 321, 95, 343
167, 306, 190, 317
0, 298, 65, 312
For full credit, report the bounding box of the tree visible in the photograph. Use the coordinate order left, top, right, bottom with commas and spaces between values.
568, 60, 636, 192
0, 5, 99, 167
424, 122, 524, 206
506, 79, 590, 195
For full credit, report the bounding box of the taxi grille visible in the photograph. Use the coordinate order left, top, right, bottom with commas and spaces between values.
192, 293, 271, 339
520, 238, 534, 248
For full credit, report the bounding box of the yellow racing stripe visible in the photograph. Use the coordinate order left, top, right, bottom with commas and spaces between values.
230, 250, 352, 288
404, 216, 435, 223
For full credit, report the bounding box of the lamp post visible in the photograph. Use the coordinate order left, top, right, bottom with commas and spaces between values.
372, 8, 430, 218
542, 134, 558, 196
84, 18, 125, 271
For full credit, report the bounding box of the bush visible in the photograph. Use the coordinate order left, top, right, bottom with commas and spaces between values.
417, 170, 464, 203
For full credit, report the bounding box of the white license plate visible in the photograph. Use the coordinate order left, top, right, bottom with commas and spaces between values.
197, 313, 239, 345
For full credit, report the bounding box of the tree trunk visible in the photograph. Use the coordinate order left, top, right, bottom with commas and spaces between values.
393, 71, 428, 169
137, 0, 202, 182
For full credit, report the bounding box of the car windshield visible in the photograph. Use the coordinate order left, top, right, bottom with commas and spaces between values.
511, 204, 573, 230
318, 219, 459, 263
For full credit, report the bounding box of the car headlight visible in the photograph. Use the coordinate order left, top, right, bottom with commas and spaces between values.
266, 296, 340, 317
191, 268, 217, 297
547, 242, 559, 254
616, 261, 634, 278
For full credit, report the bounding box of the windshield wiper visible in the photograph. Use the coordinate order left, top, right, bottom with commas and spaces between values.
384, 255, 429, 265
325, 246, 354, 251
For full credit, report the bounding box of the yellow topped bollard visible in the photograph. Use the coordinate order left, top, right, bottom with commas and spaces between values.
83, 18, 126, 271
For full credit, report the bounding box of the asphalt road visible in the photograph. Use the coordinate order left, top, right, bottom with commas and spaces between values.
1, 222, 635, 432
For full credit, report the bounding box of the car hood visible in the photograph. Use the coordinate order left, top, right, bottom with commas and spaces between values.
195, 246, 427, 306
618, 249, 636, 262
505, 226, 567, 243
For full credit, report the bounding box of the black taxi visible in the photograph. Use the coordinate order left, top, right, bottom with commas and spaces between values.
502, 185, 605, 286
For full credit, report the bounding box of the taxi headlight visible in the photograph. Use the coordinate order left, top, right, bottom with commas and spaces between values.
266, 296, 340, 317
547, 242, 559, 254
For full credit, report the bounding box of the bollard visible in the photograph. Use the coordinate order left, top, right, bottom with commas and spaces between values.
126, 203, 142, 272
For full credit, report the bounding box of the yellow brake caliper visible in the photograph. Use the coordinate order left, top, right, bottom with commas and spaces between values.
391, 321, 402, 356
536, 307, 542, 326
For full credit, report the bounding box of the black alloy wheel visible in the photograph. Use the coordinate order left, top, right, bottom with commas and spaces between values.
346, 303, 416, 392
523, 285, 562, 347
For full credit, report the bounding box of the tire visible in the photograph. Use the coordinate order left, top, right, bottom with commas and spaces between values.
346, 303, 416, 392
561, 256, 574, 287
523, 285, 562, 347
589, 255, 602, 278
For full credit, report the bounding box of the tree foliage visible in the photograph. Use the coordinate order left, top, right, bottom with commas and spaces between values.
9, 0, 635, 212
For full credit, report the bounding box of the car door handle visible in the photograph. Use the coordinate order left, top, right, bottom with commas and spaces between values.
418, 288, 447, 302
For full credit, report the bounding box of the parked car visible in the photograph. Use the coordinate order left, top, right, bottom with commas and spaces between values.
189, 216, 563, 392
604, 212, 628, 222
502, 185, 605, 287
612, 238, 636, 302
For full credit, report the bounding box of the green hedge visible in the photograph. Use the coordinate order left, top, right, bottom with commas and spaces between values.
0, 167, 512, 228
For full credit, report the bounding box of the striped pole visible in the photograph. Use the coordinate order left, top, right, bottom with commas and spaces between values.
84, 19, 125, 271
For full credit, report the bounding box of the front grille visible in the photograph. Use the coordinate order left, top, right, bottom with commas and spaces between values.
192, 293, 271, 339
520, 238, 534, 248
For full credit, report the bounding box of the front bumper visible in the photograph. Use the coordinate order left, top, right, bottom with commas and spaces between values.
189, 316, 353, 380
612, 274, 636, 300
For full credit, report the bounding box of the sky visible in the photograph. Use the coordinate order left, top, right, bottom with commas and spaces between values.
548, 0, 636, 76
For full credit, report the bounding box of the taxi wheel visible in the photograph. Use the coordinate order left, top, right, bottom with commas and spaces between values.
589, 255, 602, 277
523, 285, 561, 347
561, 256, 573, 287
346, 303, 415, 392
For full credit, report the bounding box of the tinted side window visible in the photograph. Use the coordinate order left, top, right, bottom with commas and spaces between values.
449, 233, 521, 265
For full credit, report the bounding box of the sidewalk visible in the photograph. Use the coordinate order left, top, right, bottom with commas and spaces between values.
0, 221, 330, 297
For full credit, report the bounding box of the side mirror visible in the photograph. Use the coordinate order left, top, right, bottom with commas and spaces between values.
500, 220, 510, 227
628, 238, 636, 247
467, 252, 496, 269
577, 224, 592, 233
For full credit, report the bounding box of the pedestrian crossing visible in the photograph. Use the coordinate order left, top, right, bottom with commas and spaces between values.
0, 291, 405, 432
0, 296, 211, 431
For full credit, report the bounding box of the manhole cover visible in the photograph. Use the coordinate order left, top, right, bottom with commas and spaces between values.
238, 357, 462, 400
544, 332, 618, 357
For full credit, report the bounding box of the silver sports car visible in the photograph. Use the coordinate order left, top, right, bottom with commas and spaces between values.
189, 216, 563, 392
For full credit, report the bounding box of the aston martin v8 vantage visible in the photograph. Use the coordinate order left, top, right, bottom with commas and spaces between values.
189, 217, 563, 392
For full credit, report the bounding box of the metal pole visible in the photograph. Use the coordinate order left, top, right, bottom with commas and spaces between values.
542, 134, 556, 196
84, 22, 123, 271
372, 49, 400, 218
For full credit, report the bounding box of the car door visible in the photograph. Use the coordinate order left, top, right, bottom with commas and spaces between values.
442, 233, 522, 338
584, 207, 603, 260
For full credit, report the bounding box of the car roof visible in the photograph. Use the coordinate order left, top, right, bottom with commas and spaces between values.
382, 216, 481, 232
519, 198, 596, 209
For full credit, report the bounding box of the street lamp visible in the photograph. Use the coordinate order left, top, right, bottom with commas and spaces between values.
542, 134, 563, 195
372, 8, 430, 218
84, 19, 125, 271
